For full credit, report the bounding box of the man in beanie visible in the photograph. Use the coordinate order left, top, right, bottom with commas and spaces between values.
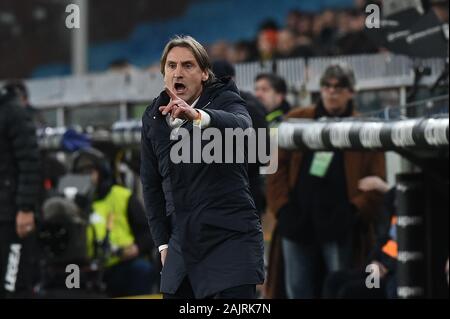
266, 64, 386, 298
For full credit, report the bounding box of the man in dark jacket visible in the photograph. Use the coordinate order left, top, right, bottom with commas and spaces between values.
254, 73, 291, 127
0, 86, 41, 298
3, 81, 46, 128
141, 36, 265, 299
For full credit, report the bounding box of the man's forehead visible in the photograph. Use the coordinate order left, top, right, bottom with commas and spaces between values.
323, 77, 340, 83
167, 47, 196, 62
256, 78, 271, 86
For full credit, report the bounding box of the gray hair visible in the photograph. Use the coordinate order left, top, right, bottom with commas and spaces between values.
320, 63, 356, 92
160, 35, 215, 85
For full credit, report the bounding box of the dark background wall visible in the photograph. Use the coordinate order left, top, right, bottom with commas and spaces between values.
0, 0, 192, 78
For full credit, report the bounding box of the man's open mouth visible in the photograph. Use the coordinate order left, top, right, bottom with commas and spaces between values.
174, 83, 187, 94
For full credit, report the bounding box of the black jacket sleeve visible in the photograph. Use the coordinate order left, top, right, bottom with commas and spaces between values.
127, 194, 154, 255
204, 93, 252, 130
7, 103, 41, 215
140, 109, 170, 248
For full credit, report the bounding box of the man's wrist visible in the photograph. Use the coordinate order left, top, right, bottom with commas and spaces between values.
158, 244, 168, 253
194, 109, 201, 120
193, 109, 211, 128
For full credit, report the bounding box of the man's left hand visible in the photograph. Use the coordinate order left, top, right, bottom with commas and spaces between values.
159, 87, 199, 121
16, 211, 35, 238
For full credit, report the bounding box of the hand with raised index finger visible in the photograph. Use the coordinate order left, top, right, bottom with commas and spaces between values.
159, 87, 199, 121
158, 87, 181, 116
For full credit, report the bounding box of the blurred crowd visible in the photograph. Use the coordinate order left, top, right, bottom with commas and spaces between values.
207, 2, 383, 66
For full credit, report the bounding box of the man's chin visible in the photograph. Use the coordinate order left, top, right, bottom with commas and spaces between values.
176, 92, 188, 100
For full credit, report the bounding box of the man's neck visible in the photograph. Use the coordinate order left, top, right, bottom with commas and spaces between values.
318, 100, 353, 118
190, 95, 201, 108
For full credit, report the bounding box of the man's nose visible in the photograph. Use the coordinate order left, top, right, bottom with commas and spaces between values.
173, 64, 183, 78
327, 87, 338, 94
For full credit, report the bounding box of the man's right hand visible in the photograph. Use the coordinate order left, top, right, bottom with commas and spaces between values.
161, 248, 168, 266
371, 260, 389, 278
358, 176, 389, 194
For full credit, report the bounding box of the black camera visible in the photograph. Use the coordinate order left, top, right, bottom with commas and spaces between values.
38, 174, 95, 265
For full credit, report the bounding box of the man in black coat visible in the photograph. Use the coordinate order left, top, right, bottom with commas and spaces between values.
141, 36, 265, 299
0, 86, 40, 298
3, 81, 46, 128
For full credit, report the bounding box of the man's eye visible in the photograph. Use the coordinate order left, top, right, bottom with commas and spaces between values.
185, 64, 192, 69
168, 63, 176, 69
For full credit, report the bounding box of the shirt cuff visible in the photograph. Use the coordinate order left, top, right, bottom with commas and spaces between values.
158, 244, 168, 253
193, 110, 211, 129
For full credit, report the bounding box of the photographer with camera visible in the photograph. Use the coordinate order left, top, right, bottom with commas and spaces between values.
72, 148, 156, 297
0, 85, 41, 298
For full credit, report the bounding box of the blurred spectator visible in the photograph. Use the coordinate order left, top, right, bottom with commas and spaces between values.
323, 176, 397, 299
285, 10, 302, 35
4, 80, 46, 128
208, 40, 232, 62
336, 10, 352, 37
212, 60, 268, 216
72, 148, 156, 297
254, 73, 291, 126
335, 9, 379, 55
0, 86, 41, 298
312, 10, 339, 55
296, 13, 314, 38
275, 29, 315, 59
230, 40, 258, 63
284, 10, 315, 57
256, 19, 279, 62
257, 29, 278, 62
266, 64, 386, 298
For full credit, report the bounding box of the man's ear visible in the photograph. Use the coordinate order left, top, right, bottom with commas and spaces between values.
202, 70, 209, 82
